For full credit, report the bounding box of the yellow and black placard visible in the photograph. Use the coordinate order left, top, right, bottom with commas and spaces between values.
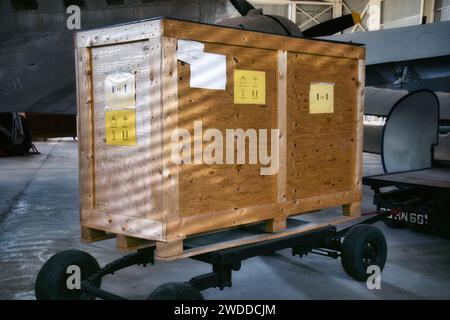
309, 82, 335, 114
105, 109, 137, 146
234, 70, 266, 105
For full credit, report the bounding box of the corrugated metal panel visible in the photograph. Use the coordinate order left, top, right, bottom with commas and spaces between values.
381, 0, 421, 29
251, 3, 289, 18
436, 0, 450, 21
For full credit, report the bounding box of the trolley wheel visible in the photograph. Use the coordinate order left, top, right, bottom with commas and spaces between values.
35, 250, 101, 300
341, 224, 387, 282
148, 282, 204, 300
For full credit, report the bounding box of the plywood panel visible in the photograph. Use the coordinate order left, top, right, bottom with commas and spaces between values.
177, 44, 278, 216
162, 19, 365, 60
76, 47, 94, 214
286, 54, 359, 200
91, 41, 160, 220
161, 37, 180, 222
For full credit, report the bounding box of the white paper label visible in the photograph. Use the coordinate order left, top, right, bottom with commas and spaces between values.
105, 73, 136, 109
177, 40, 227, 91
177, 40, 205, 65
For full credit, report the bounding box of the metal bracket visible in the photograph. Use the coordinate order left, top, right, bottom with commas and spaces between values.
189, 264, 235, 291
81, 248, 155, 300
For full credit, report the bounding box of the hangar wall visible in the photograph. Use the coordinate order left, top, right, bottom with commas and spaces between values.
436, 0, 450, 21
250, 0, 439, 33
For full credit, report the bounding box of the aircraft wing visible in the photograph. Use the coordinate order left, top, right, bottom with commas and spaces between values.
322, 21, 450, 66
322, 21, 450, 120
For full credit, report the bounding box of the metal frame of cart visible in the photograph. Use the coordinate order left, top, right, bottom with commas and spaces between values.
35, 213, 386, 300
363, 167, 450, 236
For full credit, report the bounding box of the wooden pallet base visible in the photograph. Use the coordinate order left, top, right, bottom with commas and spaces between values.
116, 235, 155, 252
265, 217, 287, 233
157, 214, 360, 261
81, 227, 114, 243
343, 202, 362, 217
81, 210, 365, 261
156, 238, 185, 258
81, 227, 154, 252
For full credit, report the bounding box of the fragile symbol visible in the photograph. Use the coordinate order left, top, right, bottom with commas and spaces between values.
105, 110, 136, 146
234, 70, 266, 105
110, 116, 117, 128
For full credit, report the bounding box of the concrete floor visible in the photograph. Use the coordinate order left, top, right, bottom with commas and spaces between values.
1, 139, 450, 300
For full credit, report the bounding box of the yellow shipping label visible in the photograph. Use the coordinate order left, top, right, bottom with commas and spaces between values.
234, 70, 266, 105
309, 83, 335, 114
105, 110, 137, 146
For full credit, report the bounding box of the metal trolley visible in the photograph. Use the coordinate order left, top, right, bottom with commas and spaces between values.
35, 214, 386, 300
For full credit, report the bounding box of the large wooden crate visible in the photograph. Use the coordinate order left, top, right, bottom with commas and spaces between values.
75, 18, 365, 260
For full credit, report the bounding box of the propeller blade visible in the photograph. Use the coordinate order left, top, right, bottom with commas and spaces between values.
302, 13, 361, 37
230, 0, 256, 16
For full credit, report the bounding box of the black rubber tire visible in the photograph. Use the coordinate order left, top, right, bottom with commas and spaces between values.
148, 282, 205, 300
35, 250, 101, 300
341, 224, 387, 282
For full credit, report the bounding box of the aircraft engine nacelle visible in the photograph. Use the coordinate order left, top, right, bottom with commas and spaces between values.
363, 88, 441, 173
